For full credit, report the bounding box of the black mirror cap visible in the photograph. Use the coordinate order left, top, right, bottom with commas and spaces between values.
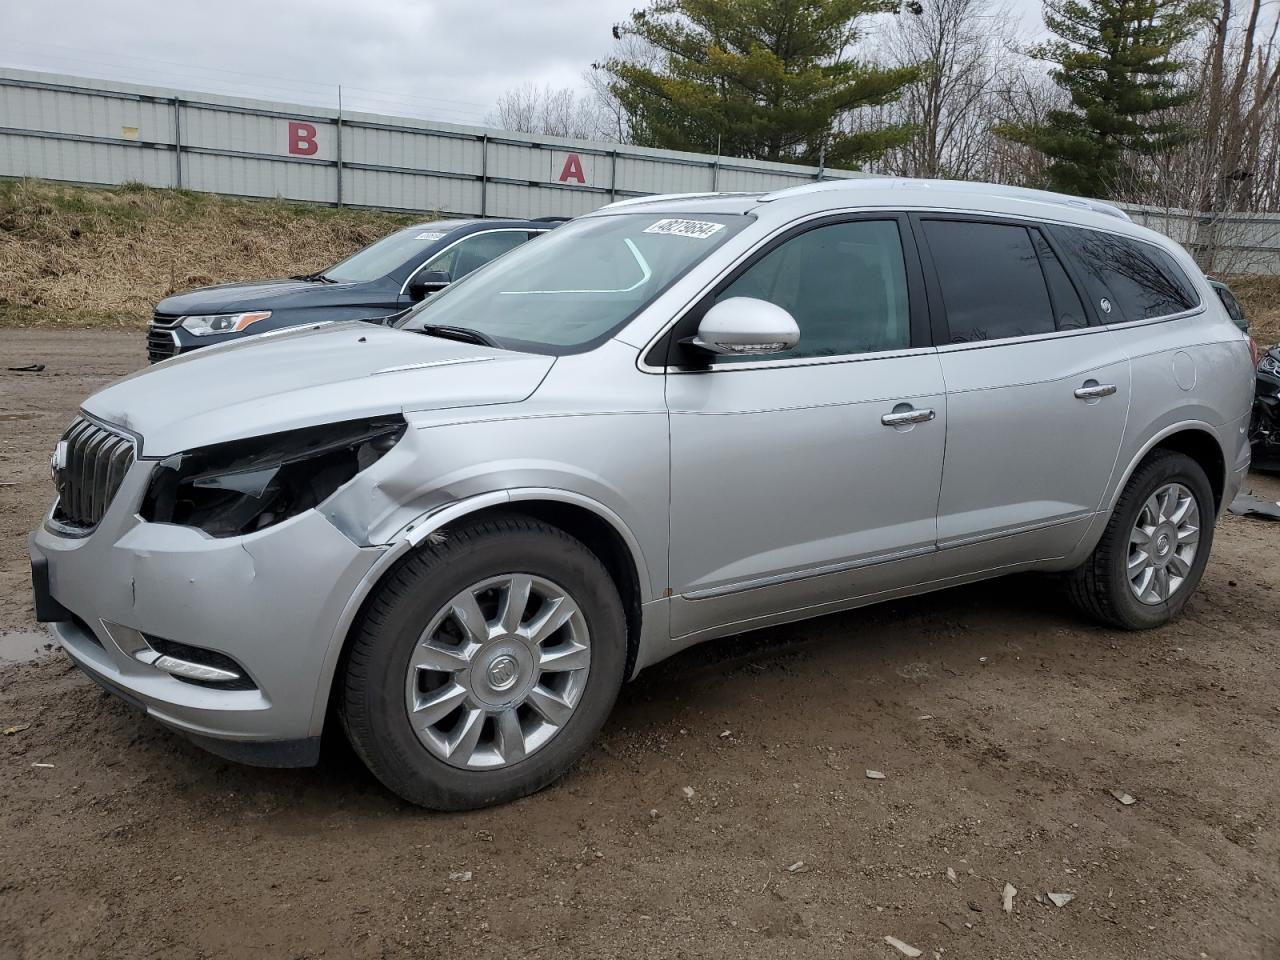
408, 271, 452, 301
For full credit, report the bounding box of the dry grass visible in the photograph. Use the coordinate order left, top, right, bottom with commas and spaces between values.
4, 178, 1280, 343
0, 179, 418, 329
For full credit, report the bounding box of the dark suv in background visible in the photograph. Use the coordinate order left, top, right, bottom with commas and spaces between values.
146, 218, 559, 361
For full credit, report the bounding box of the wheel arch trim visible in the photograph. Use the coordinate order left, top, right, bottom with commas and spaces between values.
1105, 419, 1229, 515
306, 488, 654, 736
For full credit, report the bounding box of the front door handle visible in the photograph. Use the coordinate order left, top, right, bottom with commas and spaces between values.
1074, 382, 1117, 400
881, 407, 936, 427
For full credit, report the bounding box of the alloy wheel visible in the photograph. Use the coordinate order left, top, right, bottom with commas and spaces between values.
1127, 482, 1200, 605
403, 574, 591, 770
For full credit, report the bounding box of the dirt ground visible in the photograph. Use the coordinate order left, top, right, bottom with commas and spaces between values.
0, 330, 1277, 960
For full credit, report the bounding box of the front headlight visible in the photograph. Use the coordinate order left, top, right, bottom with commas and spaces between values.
180, 311, 272, 336
141, 416, 406, 537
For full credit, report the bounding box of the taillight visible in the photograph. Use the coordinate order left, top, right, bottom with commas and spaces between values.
1250, 337, 1260, 367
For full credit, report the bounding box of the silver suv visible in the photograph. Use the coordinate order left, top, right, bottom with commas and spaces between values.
29, 179, 1253, 809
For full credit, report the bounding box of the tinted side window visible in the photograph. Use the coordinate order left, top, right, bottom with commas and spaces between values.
1214, 285, 1248, 331
423, 231, 528, 281
715, 219, 911, 361
923, 220, 1055, 342
1054, 227, 1198, 322
1033, 232, 1088, 329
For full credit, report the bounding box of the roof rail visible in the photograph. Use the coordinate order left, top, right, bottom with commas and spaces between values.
759, 178, 1131, 222
600, 190, 763, 210
601, 192, 724, 210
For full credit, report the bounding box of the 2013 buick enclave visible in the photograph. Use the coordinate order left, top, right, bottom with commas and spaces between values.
30, 179, 1253, 809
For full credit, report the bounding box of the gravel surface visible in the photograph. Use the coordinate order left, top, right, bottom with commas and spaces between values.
1, 330, 1277, 959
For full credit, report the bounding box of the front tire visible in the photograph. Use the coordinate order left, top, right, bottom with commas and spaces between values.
341, 516, 626, 810
1067, 450, 1215, 629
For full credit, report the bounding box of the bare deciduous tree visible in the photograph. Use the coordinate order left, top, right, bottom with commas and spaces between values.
1114, 0, 1280, 269
985, 67, 1063, 186
842, 0, 1049, 183
880, 0, 1019, 179
488, 83, 611, 141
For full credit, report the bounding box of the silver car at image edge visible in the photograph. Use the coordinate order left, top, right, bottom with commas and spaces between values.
28, 178, 1254, 809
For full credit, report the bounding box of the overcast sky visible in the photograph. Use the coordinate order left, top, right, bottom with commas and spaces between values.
3, 0, 1043, 127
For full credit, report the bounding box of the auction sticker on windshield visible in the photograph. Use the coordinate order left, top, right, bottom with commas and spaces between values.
642, 219, 726, 240
415, 232, 447, 241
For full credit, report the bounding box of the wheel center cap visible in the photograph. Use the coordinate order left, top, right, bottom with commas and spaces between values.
1156, 532, 1172, 556
487, 654, 519, 691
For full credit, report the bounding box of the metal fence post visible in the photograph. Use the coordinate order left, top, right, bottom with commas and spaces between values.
480, 134, 488, 217
335, 86, 344, 208
610, 149, 618, 201
172, 96, 183, 189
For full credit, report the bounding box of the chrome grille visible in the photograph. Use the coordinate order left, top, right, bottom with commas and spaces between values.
151, 311, 182, 328
51, 417, 136, 532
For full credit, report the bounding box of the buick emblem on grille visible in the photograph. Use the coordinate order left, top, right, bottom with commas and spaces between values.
49, 440, 68, 490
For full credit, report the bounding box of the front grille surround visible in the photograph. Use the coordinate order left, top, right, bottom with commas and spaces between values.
146, 326, 179, 363
50, 416, 137, 534
150, 311, 183, 328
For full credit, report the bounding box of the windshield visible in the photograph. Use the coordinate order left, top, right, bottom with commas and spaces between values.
398, 212, 750, 352
323, 223, 459, 283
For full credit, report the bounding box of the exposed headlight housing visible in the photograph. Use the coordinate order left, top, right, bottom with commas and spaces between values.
180, 311, 272, 336
141, 416, 406, 537
1259, 353, 1280, 376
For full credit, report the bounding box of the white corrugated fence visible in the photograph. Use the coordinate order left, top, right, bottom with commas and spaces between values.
2, 67, 1278, 273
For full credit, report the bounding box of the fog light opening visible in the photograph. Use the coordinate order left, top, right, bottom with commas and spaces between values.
135, 635, 258, 690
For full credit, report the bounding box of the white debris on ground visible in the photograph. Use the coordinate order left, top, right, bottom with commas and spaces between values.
1002, 882, 1017, 913
1048, 892, 1075, 907
1110, 789, 1138, 805
884, 935, 923, 957
682, 785, 695, 799
448, 871, 472, 882
866, 769, 887, 780
946, 867, 957, 884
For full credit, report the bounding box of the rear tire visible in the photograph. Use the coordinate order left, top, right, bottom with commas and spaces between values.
340, 516, 626, 810
1067, 450, 1215, 629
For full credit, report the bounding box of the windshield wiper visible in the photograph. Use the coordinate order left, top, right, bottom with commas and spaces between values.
415, 324, 501, 348
291, 272, 338, 283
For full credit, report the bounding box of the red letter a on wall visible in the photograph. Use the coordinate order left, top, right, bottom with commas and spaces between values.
558, 153, 586, 183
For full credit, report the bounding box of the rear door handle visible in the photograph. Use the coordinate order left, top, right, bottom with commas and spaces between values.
881, 407, 936, 427
1074, 383, 1117, 400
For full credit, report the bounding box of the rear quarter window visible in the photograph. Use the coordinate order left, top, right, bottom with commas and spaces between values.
1213, 285, 1248, 332
1054, 226, 1199, 323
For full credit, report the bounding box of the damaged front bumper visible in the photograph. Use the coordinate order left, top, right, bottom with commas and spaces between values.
29, 460, 387, 766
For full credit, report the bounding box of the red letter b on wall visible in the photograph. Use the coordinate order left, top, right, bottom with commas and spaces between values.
288, 122, 318, 156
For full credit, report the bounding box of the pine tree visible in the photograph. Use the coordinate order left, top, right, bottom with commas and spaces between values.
997, 0, 1202, 198
603, 0, 923, 167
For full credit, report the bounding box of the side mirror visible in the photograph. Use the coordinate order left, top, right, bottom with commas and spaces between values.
408, 270, 451, 301
688, 297, 800, 358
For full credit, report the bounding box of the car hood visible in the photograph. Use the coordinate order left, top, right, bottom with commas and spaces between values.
83, 322, 555, 456
155, 278, 359, 314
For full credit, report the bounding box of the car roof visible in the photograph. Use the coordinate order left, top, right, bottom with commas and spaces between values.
587, 178, 1172, 246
